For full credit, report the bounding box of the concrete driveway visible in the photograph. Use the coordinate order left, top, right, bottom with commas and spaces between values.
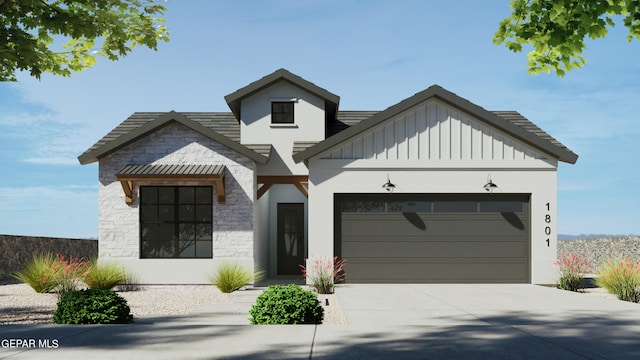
1, 284, 640, 359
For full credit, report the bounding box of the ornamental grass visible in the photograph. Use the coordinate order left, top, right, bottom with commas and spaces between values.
555, 253, 591, 292
596, 257, 640, 303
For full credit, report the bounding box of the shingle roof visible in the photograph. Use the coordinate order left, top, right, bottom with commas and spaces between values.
224, 68, 340, 121
78, 81, 577, 167
77, 111, 270, 165
293, 85, 578, 164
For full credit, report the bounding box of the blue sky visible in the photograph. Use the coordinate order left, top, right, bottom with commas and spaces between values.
1, 0, 639, 238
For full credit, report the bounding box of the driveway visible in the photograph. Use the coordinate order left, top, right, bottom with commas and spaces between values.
1, 284, 639, 359
324, 284, 640, 359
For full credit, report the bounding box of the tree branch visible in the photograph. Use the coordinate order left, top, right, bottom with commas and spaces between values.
0, 0, 11, 12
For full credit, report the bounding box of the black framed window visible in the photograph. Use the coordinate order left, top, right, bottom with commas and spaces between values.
271, 101, 294, 124
140, 186, 213, 258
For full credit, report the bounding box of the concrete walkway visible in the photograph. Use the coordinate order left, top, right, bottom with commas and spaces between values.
1, 284, 640, 359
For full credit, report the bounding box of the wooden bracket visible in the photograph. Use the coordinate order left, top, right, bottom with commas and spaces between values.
257, 175, 308, 199
120, 180, 134, 204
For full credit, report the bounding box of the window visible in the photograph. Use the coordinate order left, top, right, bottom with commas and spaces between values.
140, 186, 213, 258
271, 101, 294, 124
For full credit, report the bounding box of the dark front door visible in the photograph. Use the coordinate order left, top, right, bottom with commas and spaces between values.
277, 203, 305, 275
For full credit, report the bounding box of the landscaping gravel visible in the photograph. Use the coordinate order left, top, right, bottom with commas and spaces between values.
0, 284, 346, 325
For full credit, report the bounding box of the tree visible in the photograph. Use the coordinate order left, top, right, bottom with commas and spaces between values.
0, 0, 169, 81
494, 0, 640, 76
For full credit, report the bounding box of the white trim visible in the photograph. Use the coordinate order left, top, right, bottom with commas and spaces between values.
270, 124, 299, 129
269, 97, 299, 103
310, 159, 558, 170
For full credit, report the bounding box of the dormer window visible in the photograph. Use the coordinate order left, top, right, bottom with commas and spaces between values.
272, 101, 294, 124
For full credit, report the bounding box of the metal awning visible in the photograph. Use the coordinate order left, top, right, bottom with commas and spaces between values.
116, 164, 226, 204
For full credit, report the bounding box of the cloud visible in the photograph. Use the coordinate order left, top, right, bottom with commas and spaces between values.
0, 86, 88, 166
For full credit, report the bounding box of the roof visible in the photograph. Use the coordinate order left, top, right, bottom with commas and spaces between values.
224, 68, 340, 121
116, 164, 225, 178
77, 111, 270, 165
293, 85, 578, 164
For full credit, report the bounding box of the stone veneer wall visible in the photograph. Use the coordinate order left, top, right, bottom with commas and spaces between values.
0, 235, 97, 281
97, 122, 256, 283
557, 236, 640, 272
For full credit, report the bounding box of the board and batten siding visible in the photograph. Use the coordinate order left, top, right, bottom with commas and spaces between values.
322, 99, 544, 162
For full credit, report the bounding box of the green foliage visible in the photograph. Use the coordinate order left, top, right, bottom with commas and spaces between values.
12, 253, 59, 293
494, 0, 640, 76
13, 253, 90, 297
555, 253, 591, 292
300, 256, 347, 294
0, 0, 170, 81
596, 257, 640, 302
208, 261, 264, 293
249, 285, 324, 325
53, 288, 133, 324
85, 260, 129, 290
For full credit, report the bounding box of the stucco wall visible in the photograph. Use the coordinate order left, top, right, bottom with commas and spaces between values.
98, 122, 256, 284
0, 235, 97, 281
307, 159, 559, 284
240, 81, 324, 175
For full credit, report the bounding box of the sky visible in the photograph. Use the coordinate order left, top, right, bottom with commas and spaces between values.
1, 0, 639, 238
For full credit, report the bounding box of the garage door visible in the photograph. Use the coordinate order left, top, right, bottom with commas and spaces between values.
335, 194, 530, 283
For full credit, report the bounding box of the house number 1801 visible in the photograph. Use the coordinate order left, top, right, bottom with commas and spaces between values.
544, 202, 551, 247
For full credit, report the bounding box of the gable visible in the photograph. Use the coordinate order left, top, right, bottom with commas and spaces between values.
78, 111, 270, 165
320, 99, 548, 162
293, 85, 578, 164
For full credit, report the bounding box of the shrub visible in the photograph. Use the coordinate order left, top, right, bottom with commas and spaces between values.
53, 288, 133, 324
249, 284, 324, 324
85, 260, 128, 290
555, 253, 591, 292
50, 255, 90, 299
208, 261, 263, 293
300, 256, 347, 294
596, 257, 640, 303
12, 253, 59, 293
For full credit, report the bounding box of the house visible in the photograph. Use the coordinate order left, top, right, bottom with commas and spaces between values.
78, 69, 578, 285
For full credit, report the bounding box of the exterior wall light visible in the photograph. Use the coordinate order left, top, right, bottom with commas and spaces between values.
483, 174, 498, 193
382, 174, 396, 193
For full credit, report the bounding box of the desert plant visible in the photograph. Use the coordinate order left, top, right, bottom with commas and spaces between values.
249, 284, 323, 324
12, 253, 59, 293
208, 261, 264, 293
300, 256, 347, 294
53, 288, 133, 324
596, 257, 640, 303
50, 255, 90, 299
118, 272, 141, 292
555, 253, 591, 292
84, 260, 128, 290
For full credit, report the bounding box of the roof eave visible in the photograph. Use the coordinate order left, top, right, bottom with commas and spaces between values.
293, 85, 578, 164
78, 111, 269, 165
224, 68, 340, 121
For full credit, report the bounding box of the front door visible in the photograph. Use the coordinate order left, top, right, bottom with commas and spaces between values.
277, 203, 305, 275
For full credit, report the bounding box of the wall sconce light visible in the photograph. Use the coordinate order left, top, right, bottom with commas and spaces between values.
483, 174, 498, 193
382, 174, 396, 193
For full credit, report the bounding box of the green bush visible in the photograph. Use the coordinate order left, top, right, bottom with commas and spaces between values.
13, 253, 59, 293
208, 261, 263, 293
249, 284, 323, 324
85, 260, 128, 290
53, 288, 133, 324
596, 257, 640, 303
